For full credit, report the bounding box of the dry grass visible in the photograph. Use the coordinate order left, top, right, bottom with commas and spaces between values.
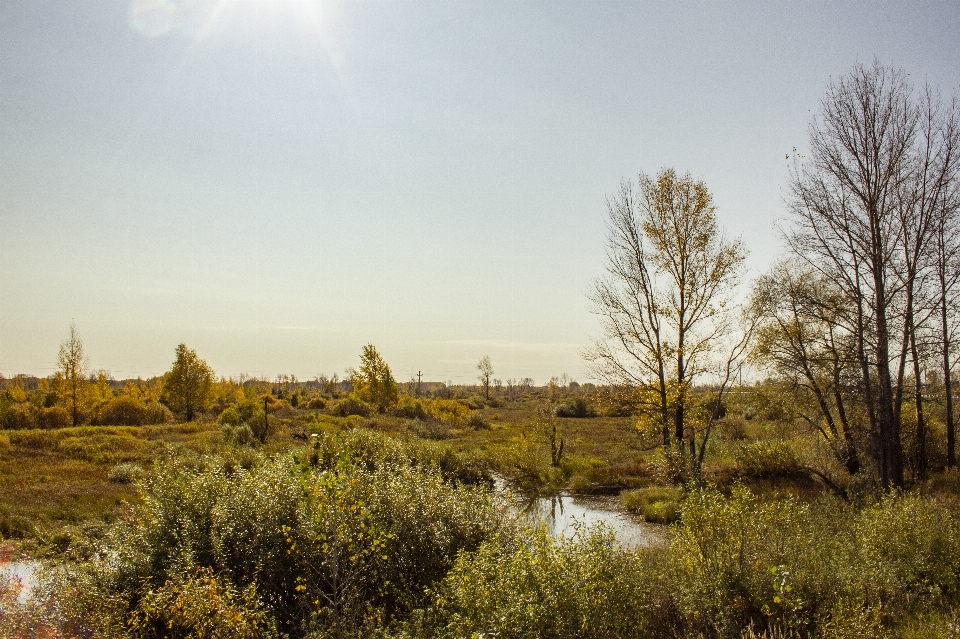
0, 420, 288, 550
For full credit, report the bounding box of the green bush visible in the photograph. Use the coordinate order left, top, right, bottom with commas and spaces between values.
666, 487, 960, 637
735, 441, 803, 478
1, 403, 35, 430
58, 435, 506, 636
332, 394, 374, 417
412, 525, 668, 639
97, 395, 150, 426
38, 406, 71, 429
554, 398, 595, 418
322, 428, 490, 485
621, 486, 682, 524
465, 411, 490, 430
108, 462, 146, 484
217, 406, 243, 427
460, 395, 486, 410
221, 423, 255, 446
394, 396, 429, 419
306, 395, 327, 410
143, 401, 173, 425
855, 493, 960, 608
671, 487, 837, 635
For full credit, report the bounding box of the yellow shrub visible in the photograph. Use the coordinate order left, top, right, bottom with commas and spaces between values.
428, 399, 469, 426
129, 569, 271, 639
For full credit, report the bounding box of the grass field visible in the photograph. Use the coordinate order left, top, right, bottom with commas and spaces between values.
5, 389, 960, 638
0, 389, 843, 560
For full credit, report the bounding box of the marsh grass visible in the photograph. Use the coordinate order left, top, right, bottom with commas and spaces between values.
5, 390, 960, 637
621, 486, 683, 523
0, 421, 257, 549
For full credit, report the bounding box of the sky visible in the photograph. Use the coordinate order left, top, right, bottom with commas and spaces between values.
2, 1, 959, 384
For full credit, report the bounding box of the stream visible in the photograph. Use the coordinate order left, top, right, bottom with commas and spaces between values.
493, 478, 668, 548
1, 560, 38, 603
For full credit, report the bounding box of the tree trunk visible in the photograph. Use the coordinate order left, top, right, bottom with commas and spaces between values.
873, 271, 904, 487
943, 288, 956, 467
911, 328, 927, 479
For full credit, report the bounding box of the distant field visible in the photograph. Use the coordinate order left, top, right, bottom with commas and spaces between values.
0, 389, 842, 558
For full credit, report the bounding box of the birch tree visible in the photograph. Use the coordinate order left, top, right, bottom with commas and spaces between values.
586, 169, 747, 469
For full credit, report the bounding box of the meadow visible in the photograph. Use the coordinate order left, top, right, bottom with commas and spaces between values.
3, 377, 960, 638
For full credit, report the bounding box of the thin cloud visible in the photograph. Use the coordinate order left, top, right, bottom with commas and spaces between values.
441, 339, 581, 353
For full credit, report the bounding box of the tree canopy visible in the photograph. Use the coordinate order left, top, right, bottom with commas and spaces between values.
351, 344, 399, 413
162, 343, 214, 422
586, 168, 749, 472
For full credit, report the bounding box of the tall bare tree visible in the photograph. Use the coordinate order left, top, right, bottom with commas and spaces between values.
56, 321, 89, 427
786, 61, 960, 486
586, 169, 747, 466
896, 87, 959, 477
929, 96, 960, 467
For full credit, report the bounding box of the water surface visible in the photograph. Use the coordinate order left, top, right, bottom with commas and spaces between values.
1, 560, 38, 603
492, 477, 668, 548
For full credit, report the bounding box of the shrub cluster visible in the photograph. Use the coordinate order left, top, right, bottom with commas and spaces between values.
0, 397, 172, 429
331, 394, 374, 417
621, 486, 683, 523
96, 397, 172, 426
406, 487, 960, 639
25, 425, 960, 639
55, 432, 507, 638
393, 396, 429, 420
554, 397, 596, 418
464, 411, 490, 430
735, 441, 803, 478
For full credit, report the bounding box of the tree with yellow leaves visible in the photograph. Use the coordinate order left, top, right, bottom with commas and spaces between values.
586, 169, 749, 471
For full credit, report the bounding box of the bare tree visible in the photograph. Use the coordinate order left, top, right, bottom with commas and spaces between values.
930, 96, 960, 467
477, 356, 493, 400
752, 261, 862, 474
895, 86, 959, 478
786, 61, 959, 486
56, 321, 89, 427
586, 168, 747, 467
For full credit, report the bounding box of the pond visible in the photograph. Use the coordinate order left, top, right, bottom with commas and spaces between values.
1, 560, 39, 603
514, 493, 668, 548
493, 478, 668, 548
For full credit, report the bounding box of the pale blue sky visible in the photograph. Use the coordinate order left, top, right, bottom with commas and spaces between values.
2, 1, 959, 383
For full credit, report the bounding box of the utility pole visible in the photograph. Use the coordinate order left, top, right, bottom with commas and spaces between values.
417, 371, 422, 397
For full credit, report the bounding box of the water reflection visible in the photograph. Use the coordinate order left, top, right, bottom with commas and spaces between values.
1, 561, 38, 603
512, 491, 667, 549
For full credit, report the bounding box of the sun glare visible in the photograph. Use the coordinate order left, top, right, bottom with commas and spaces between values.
129, 0, 323, 40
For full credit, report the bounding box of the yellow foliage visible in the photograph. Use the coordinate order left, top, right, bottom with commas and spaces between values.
6, 378, 27, 403
129, 568, 270, 639
428, 399, 469, 426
